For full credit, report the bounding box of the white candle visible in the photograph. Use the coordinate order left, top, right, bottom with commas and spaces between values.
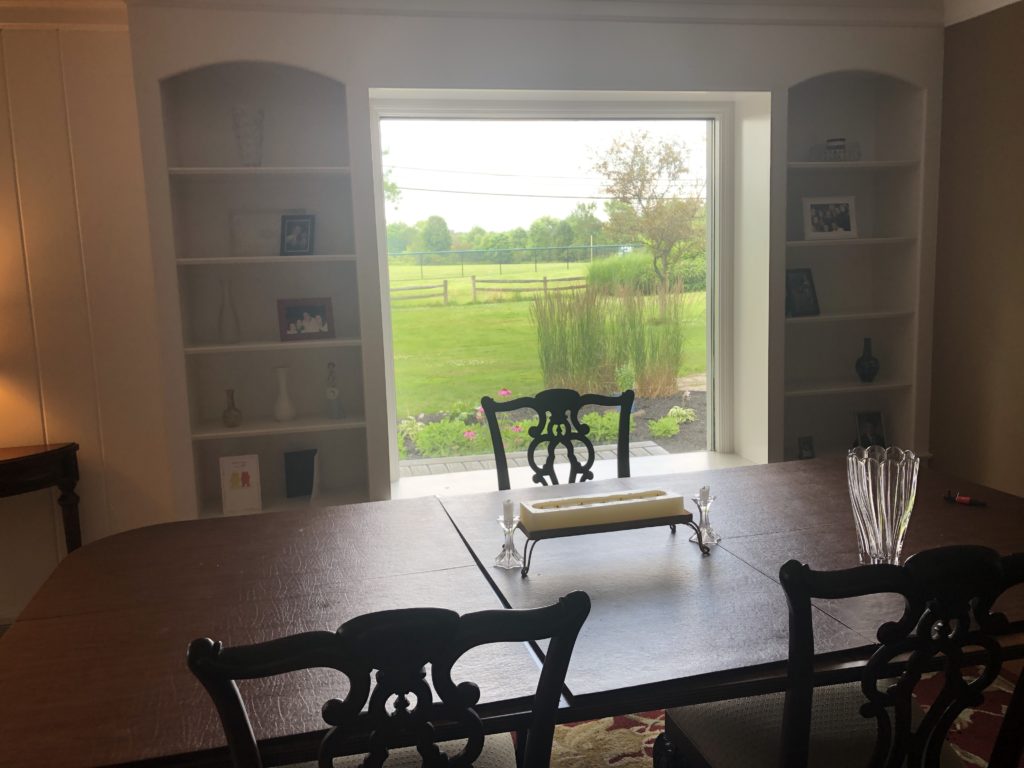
503, 499, 515, 526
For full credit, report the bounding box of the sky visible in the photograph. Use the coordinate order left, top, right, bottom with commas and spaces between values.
379, 119, 709, 233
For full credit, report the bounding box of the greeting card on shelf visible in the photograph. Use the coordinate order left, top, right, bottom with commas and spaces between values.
219, 454, 262, 514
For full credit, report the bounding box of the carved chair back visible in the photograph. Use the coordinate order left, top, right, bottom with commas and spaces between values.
780, 545, 1024, 768
188, 590, 590, 768
481, 388, 634, 491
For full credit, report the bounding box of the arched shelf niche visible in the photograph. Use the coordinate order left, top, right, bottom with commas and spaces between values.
781, 70, 925, 460
159, 60, 370, 516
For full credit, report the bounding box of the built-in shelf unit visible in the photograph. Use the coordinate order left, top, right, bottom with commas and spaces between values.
161, 62, 371, 516
783, 71, 925, 459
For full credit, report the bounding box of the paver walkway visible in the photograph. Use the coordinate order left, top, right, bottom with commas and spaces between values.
398, 440, 668, 478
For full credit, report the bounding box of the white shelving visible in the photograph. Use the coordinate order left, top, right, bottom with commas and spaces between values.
161, 62, 371, 516
783, 71, 926, 460
192, 416, 367, 441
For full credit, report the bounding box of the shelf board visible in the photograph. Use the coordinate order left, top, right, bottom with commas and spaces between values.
199, 489, 369, 519
785, 381, 912, 398
192, 416, 367, 441
177, 254, 357, 266
788, 160, 919, 171
184, 338, 361, 355
168, 166, 351, 178
787, 310, 914, 325
787, 237, 916, 249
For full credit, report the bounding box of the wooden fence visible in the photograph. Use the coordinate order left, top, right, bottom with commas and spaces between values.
471, 275, 586, 303
390, 280, 448, 304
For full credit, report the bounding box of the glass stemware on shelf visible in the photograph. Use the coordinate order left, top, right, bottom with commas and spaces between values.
689, 485, 721, 547
494, 499, 523, 569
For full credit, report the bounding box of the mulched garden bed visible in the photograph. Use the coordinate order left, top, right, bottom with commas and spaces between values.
400, 390, 707, 460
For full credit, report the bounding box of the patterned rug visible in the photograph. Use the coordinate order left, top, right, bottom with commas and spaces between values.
549, 666, 1021, 767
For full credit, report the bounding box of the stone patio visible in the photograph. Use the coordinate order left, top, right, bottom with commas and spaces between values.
398, 440, 669, 478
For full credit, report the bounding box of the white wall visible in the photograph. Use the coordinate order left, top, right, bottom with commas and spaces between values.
0, 20, 174, 621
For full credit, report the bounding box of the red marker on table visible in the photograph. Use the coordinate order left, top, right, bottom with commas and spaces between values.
944, 490, 987, 507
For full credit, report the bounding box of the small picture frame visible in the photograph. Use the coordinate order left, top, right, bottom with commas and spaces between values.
797, 436, 815, 460
785, 268, 821, 317
277, 298, 335, 341
803, 196, 858, 240
280, 214, 315, 255
219, 454, 262, 515
855, 411, 887, 449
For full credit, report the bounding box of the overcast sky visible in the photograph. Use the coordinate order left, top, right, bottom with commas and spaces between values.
379, 119, 708, 232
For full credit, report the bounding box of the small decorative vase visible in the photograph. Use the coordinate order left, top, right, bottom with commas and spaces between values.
325, 362, 344, 419
231, 105, 264, 167
689, 486, 722, 547
221, 389, 243, 428
855, 337, 880, 383
273, 366, 296, 422
217, 279, 241, 344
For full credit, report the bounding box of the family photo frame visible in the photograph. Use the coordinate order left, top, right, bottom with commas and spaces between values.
802, 196, 858, 240
277, 298, 335, 341
280, 214, 316, 255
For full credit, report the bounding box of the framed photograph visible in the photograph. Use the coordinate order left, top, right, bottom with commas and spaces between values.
280, 214, 316, 255
277, 298, 335, 341
219, 454, 262, 515
797, 436, 815, 460
855, 411, 887, 449
785, 268, 821, 318
231, 208, 305, 256
802, 196, 858, 240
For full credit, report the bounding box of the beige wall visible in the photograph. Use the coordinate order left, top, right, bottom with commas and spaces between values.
0, 23, 174, 621
931, 1, 1024, 496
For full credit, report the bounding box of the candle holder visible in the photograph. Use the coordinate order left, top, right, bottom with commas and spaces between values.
494, 513, 523, 569
689, 487, 721, 547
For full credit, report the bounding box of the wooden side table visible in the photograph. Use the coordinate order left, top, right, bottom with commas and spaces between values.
0, 443, 81, 553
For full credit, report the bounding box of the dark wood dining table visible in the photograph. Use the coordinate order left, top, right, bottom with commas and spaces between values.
0, 458, 1021, 767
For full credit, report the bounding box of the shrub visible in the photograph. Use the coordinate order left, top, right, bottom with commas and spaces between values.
588, 252, 707, 295
649, 416, 681, 438
412, 419, 493, 457
667, 406, 696, 424
581, 410, 635, 444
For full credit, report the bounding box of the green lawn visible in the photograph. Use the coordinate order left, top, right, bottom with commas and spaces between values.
391, 290, 707, 416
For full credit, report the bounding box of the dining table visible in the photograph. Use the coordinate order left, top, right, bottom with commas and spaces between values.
0, 457, 1021, 767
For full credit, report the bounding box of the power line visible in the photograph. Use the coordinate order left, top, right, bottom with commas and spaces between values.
385, 163, 707, 185
395, 185, 707, 201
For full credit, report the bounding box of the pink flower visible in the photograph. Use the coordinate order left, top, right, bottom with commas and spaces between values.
511, 424, 523, 433
463, 430, 477, 440
498, 388, 512, 396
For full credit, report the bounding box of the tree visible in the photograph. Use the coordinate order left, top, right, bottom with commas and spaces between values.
565, 202, 605, 246
419, 215, 452, 252
381, 149, 401, 206
386, 222, 418, 254
594, 131, 703, 292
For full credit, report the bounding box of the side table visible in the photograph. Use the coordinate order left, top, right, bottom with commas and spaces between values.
0, 443, 81, 553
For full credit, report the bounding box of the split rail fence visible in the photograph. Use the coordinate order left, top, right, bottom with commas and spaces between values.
471, 275, 586, 302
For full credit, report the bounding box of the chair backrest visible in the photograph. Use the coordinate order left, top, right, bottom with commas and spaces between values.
480, 388, 634, 491
779, 545, 1024, 768
187, 590, 590, 768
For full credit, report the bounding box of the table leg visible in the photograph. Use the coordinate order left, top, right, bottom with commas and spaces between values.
57, 480, 81, 553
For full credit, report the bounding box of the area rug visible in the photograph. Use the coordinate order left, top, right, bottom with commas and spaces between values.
549, 666, 1021, 767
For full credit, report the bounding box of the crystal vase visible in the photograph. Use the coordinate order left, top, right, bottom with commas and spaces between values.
846, 446, 920, 565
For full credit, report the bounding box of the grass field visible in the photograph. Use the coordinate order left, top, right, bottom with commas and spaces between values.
390, 275, 708, 416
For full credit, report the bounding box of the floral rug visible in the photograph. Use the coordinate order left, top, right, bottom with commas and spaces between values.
549, 665, 1021, 767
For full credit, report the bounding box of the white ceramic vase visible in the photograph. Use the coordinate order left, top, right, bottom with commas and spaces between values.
273, 366, 296, 422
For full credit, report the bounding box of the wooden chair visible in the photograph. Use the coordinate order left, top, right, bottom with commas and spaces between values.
188, 590, 590, 768
480, 388, 634, 491
658, 545, 1024, 768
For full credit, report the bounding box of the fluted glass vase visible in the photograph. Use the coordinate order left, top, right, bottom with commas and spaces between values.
846, 446, 920, 565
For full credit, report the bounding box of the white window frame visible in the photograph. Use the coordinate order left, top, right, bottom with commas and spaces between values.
369, 89, 737, 478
